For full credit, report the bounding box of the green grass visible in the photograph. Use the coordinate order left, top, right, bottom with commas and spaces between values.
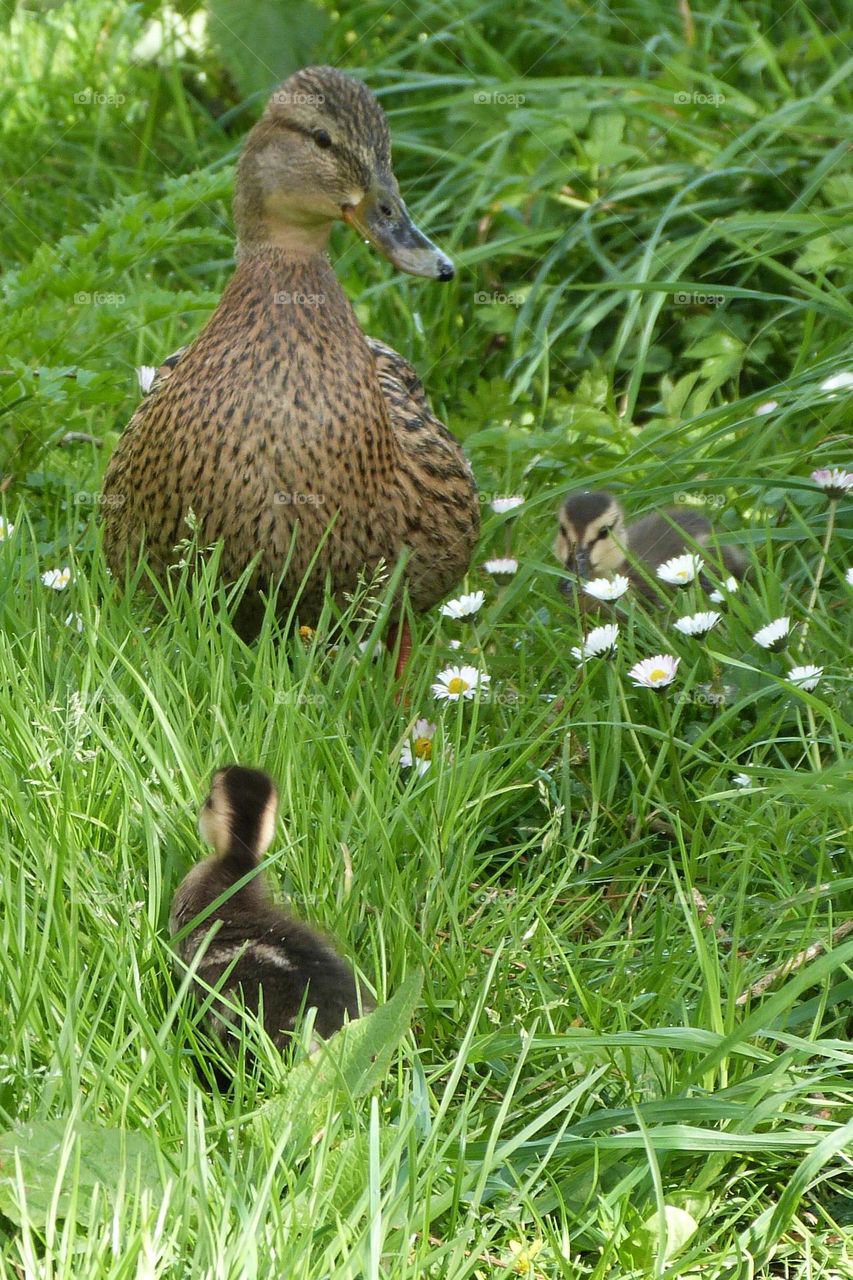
0, 1, 851, 1276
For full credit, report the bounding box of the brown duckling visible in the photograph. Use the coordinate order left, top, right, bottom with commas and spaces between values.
555, 490, 746, 599
170, 765, 371, 1064
101, 66, 479, 654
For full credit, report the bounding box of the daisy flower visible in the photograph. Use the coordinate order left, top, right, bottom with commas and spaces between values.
64, 612, 84, 632
819, 371, 853, 393
432, 664, 490, 702
673, 610, 721, 639
137, 365, 157, 394
787, 664, 823, 692
447, 639, 462, 650
657, 553, 704, 586
732, 772, 752, 788
490, 495, 524, 514
753, 616, 790, 652
482, 557, 518, 577
0, 516, 14, 540
811, 468, 853, 500
571, 623, 619, 663
41, 567, 72, 591
628, 654, 680, 689
583, 574, 630, 602
399, 719, 436, 775
709, 575, 740, 604
440, 590, 485, 620
755, 400, 778, 416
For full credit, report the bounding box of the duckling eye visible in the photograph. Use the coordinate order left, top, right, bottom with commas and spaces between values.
378, 201, 393, 218
596, 526, 611, 541
312, 128, 332, 149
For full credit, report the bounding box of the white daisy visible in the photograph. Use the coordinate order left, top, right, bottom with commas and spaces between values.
811, 468, 853, 500
64, 612, 84, 633
431, 664, 490, 702
819, 371, 853, 393
41, 566, 72, 591
482, 557, 518, 576
447, 639, 463, 650
571, 623, 619, 663
490, 496, 524, 514
732, 773, 752, 788
753, 616, 790, 651
709, 575, 741, 604
628, 654, 680, 689
399, 719, 436, 775
137, 365, 157, 394
657, 553, 704, 586
440, 590, 485, 620
755, 400, 778, 416
0, 516, 14, 540
673, 610, 721, 639
582, 574, 630, 602
787, 664, 823, 692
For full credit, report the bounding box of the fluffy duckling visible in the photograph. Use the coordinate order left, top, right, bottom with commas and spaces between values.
101, 66, 479, 649
170, 765, 370, 1062
555, 490, 746, 597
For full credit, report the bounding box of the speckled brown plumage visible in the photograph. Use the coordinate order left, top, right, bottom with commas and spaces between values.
101, 66, 478, 631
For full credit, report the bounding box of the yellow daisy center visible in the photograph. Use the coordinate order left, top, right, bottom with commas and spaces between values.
298, 625, 315, 641
413, 737, 433, 760
447, 676, 470, 695
649, 667, 668, 683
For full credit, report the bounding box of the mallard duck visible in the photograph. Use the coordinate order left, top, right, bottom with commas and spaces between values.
101, 66, 479, 650
555, 490, 746, 597
170, 765, 371, 1064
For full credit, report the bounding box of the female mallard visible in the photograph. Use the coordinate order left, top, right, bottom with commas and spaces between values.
101, 66, 479, 650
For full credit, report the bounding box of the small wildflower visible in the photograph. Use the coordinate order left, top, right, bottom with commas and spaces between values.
673, 610, 721, 639
755, 400, 778, 416
64, 612, 84, 633
399, 719, 436, 776
431, 664, 490, 702
440, 590, 485, 620
811, 467, 853, 500
571, 623, 619, 663
298, 625, 315, 642
628, 654, 680, 689
753, 616, 790, 652
709, 575, 740, 604
733, 772, 752, 788
0, 516, 15, 540
357, 638, 379, 661
447, 638, 462, 650
137, 365, 157, 394
508, 1238, 544, 1275
787, 664, 823, 692
657, 553, 703, 586
582, 574, 630, 602
490, 495, 524, 514
819, 371, 853, 393
41, 567, 72, 591
482, 557, 518, 576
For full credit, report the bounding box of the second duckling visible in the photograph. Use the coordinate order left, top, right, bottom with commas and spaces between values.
170, 765, 371, 1063
555, 490, 746, 597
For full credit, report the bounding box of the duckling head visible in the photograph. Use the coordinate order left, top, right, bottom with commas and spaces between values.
554, 490, 628, 580
199, 765, 278, 862
235, 65, 454, 280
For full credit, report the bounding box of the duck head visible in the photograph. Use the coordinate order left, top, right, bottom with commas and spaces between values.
234, 65, 454, 280
555, 490, 628, 585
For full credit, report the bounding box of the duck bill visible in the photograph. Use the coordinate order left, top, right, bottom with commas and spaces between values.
343, 191, 454, 281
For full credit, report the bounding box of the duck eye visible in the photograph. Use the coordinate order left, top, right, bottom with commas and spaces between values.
312, 128, 332, 149
597, 527, 610, 541
378, 201, 393, 218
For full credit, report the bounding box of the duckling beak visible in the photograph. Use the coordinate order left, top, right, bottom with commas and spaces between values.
342, 190, 454, 281
574, 548, 591, 580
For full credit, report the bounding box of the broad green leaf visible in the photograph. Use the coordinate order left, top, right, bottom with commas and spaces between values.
621, 1204, 699, 1269
0, 1121, 167, 1229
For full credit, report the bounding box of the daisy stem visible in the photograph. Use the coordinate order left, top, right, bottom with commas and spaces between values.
616, 680, 654, 784
800, 499, 835, 648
